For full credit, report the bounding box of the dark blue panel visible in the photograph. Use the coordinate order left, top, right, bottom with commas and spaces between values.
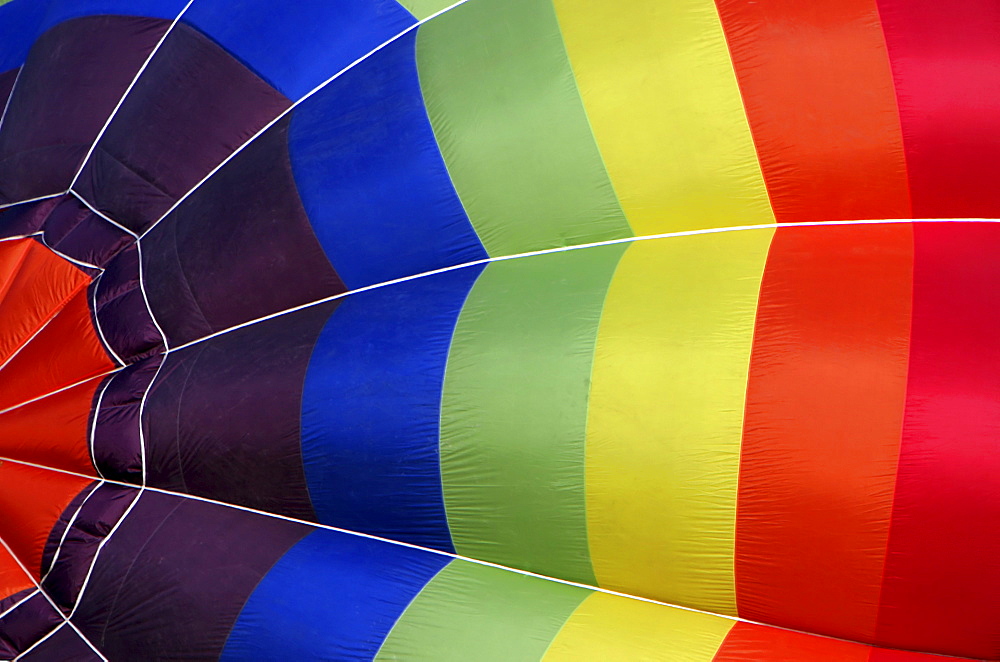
301, 264, 484, 553
182, 0, 414, 99
0, 1, 46, 71
220, 529, 449, 661
38, 0, 187, 32
288, 31, 487, 290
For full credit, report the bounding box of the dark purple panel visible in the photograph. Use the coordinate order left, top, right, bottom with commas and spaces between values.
0, 196, 60, 237
143, 116, 345, 348
41, 481, 100, 580
19, 623, 103, 662
91, 357, 163, 483
40, 197, 133, 268
73, 23, 291, 234
0, 67, 17, 112
0, 16, 171, 204
0, 592, 62, 658
73, 491, 309, 660
94, 244, 164, 362
41, 484, 137, 613
144, 302, 336, 520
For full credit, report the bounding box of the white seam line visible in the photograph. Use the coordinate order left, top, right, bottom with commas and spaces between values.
66, 0, 197, 193
0, 455, 984, 660
0, 369, 122, 417
13, 621, 67, 661
88, 378, 113, 480
135, 240, 169, 352
0, 67, 21, 137
137, 0, 474, 242
0, 535, 107, 661
41, 481, 104, 583
0, 588, 39, 621
68, 190, 138, 239
0, 192, 63, 212
165, 217, 1000, 355
90, 272, 125, 367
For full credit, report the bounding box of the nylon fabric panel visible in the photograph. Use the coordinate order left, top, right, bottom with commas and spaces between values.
874, 223, 1000, 660
220, 530, 449, 661
714, 0, 911, 222
0, 1, 46, 72
182, 0, 415, 100
0, 379, 98, 475
441, 245, 624, 585
586, 230, 773, 616
0, 286, 114, 412
288, 32, 485, 289
876, 1, 1000, 218
413, 0, 631, 256
543, 592, 733, 661
712, 621, 872, 662
551, 0, 773, 234
736, 224, 912, 643
0, 463, 89, 580
0, 238, 89, 367
0, 68, 16, 109
301, 266, 483, 552
374, 561, 589, 661
0, 15, 171, 203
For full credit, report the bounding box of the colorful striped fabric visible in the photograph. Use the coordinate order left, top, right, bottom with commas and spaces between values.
0, 0, 998, 659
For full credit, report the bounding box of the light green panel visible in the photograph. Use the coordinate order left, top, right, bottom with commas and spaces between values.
415, 0, 631, 257
375, 560, 590, 661
440, 244, 626, 586
396, 0, 454, 20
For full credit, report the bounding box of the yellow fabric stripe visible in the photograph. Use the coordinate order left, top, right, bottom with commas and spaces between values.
585, 230, 774, 616
543, 592, 734, 661
550, 0, 774, 234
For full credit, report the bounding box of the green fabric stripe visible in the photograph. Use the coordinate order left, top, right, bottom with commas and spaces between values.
440, 245, 626, 585
396, 0, 453, 20
375, 560, 590, 661
414, 0, 632, 257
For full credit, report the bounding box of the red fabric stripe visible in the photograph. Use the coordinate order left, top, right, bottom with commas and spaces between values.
875, 1, 1000, 218
737, 224, 912, 643
874, 223, 1000, 660
715, 0, 910, 222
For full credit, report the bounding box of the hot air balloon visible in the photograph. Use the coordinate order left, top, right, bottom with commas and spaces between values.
0, 0, 997, 659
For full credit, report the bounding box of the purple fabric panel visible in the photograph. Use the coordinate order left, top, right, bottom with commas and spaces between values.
0, 16, 171, 204
41, 484, 137, 614
41, 197, 133, 268
144, 302, 336, 520
0, 593, 62, 658
0, 197, 60, 237
91, 357, 163, 483
41, 482, 100, 580
74, 23, 291, 234
0, 588, 33, 615
73, 491, 309, 660
143, 116, 345, 348
94, 244, 164, 361
0, 67, 17, 112
19, 623, 103, 662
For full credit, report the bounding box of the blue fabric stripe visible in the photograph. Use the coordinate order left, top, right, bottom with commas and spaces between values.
182, 0, 414, 100
300, 265, 484, 553
220, 529, 450, 661
287, 30, 487, 290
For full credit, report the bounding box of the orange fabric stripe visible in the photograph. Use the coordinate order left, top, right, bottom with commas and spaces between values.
0, 462, 90, 579
712, 621, 871, 661
736, 224, 912, 642
714, 0, 911, 222
0, 239, 90, 365
0, 286, 114, 411
0, 377, 101, 476
0, 544, 33, 601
